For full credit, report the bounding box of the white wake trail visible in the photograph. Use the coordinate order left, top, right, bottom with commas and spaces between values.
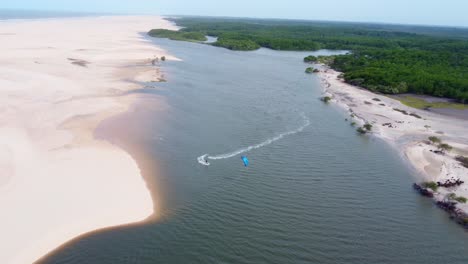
197, 114, 310, 166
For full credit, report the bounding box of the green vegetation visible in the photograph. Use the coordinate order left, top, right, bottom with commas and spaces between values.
305, 67, 319, 74
151, 17, 468, 103
148, 29, 207, 42
455, 156, 468, 168
356, 124, 372, 134
161, 56, 166, 61
423, 181, 438, 192
213, 38, 260, 50
350, 122, 356, 126
321, 96, 332, 103
448, 193, 467, 203
304, 55, 317, 63
356, 127, 367, 134
391, 95, 468, 110
363, 123, 373, 131
438, 143, 453, 152
428, 136, 442, 144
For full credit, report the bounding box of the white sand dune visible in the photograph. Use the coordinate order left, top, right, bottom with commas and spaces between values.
0, 16, 177, 264
319, 68, 468, 214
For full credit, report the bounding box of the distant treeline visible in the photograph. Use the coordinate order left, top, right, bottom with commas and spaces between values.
149, 17, 468, 103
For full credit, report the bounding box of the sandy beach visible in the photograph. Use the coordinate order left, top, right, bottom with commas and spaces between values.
319, 68, 468, 215
0, 16, 176, 264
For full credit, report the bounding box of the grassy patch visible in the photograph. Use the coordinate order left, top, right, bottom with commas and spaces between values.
423, 181, 438, 192
391, 95, 468, 110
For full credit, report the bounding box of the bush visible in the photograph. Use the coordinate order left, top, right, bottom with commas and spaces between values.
409, 113, 422, 119
438, 143, 453, 152
357, 127, 367, 134
423, 181, 438, 192
321, 96, 331, 103
304, 55, 317, 63
350, 122, 357, 126
448, 193, 467, 203
363, 123, 373, 131
161, 56, 166, 61
428, 136, 441, 144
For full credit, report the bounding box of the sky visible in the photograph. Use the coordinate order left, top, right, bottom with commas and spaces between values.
2, 0, 468, 27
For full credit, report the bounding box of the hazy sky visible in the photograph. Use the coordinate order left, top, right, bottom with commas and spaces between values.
3, 0, 468, 27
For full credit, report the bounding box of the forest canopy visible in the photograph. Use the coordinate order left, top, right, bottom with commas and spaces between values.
149, 17, 468, 103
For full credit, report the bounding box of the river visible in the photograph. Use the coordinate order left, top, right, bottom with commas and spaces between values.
42, 36, 468, 264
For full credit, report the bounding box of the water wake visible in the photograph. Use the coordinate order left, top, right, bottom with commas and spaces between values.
197, 114, 310, 166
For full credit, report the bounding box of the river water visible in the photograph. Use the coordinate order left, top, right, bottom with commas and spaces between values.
42, 37, 468, 263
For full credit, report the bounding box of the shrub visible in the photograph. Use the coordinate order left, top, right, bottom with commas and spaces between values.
304, 55, 317, 63
372, 98, 381, 101
321, 96, 331, 103
423, 181, 438, 192
363, 123, 373, 131
161, 56, 166, 61
438, 143, 453, 152
428, 136, 441, 144
350, 122, 357, 126
455, 196, 467, 203
409, 113, 422, 119
357, 127, 367, 134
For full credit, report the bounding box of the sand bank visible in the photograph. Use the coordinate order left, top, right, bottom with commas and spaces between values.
0, 16, 176, 263
318, 68, 468, 214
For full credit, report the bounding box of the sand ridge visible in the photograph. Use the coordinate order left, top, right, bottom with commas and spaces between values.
0, 16, 177, 264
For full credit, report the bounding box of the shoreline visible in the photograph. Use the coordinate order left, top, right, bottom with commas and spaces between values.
317, 67, 468, 223
0, 16, 177, 263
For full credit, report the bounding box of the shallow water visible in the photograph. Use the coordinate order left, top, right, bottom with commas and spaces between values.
42, 38, 468, 264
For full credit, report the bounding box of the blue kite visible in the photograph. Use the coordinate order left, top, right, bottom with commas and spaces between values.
241, 156, 249, 167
